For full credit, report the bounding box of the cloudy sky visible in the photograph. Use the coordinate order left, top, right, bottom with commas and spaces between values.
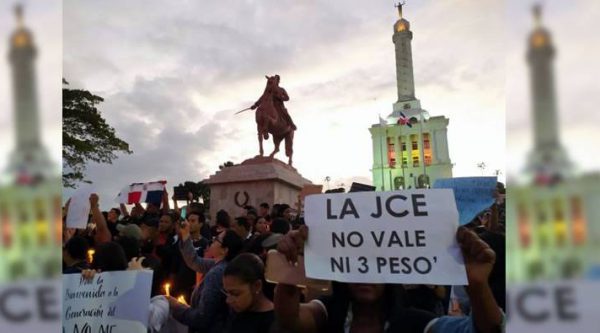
62, 0, 507, 207
59, 0, 599, 208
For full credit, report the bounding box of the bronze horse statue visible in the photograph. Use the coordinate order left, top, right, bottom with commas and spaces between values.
252, 75, 295, 166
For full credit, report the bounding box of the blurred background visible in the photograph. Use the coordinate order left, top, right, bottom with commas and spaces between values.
506, 0, 600, 331
0, 0, 599, 331
0, 0, 61, 332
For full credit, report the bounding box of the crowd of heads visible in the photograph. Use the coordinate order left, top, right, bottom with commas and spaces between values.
62, 192, 304, 297
62, 185, 506, 333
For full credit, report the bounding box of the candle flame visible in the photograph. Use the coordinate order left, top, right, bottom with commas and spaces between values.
177, 295, 187, 305
163, 283, 171, 296
87, 249, 95, 263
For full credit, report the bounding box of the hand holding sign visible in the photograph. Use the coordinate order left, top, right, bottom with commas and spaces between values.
128, 257, 146, 271
90, 193, 99, 207
457, 227, 495, 286
276, 225, 308, 265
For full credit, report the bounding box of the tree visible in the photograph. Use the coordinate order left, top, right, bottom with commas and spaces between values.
196, 181, 211, 211
219, 161, 235, 170
62, 79, 132, 188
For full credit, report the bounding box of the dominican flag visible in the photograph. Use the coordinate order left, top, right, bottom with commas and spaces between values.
115, 180, 167, 205
397, 112, 412, 127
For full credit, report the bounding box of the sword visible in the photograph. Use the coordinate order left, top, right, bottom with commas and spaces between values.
234, 107, 252, 115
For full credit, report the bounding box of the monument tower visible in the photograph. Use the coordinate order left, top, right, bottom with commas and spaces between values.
392, 2, 420, 112
370, 3, 453, 191
6, 4, 52, 182
0, 5, 62, 281
526, 5, 571, 183
507, 5, 600, 282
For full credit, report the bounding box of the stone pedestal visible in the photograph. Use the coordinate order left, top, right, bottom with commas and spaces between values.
204, 156, 312, 221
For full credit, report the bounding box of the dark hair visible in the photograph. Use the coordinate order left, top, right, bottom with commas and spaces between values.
91, 242, 128, 271
216, 209, 230, 229
224, 253, 265, 283
162, 211, 180, 224
271, 218, 290, 235
247, 233, 271, 256
244, 205, 256, 212
278, 204, 290, 216
116, 236, 141, 262
187, 211, 205, 223
64, 236, 89, 261
169, 211, 181, 224
234, 216, 251, 231
259, 203, 269, 209
270, 204, 281, 217
188, 202, 205, 214
221, 229, 243, 262
110, 208, 121, 216
247, 210, 258, 219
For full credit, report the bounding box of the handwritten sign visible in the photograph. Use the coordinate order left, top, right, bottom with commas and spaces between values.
62, 270, 153, 333
66, 186, 94, 229
507, 281, 600, 332
433, 177, 496, 226
304, 190, 467, 285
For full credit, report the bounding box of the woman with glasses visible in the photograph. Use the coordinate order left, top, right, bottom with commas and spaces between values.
221, 253, 275, 333
167, 221, 243, 333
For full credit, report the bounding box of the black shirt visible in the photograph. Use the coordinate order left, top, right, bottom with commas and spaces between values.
224, 310, 275, 333
318, 288, 437, 333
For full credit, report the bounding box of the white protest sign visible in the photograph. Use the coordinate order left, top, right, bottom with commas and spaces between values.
63, 270, 153, 333
66, 186, 94, 229
304, 190, 467, 285
0, 278, 61, 333
507, 281, 600, 332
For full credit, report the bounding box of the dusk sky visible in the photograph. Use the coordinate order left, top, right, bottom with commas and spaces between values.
2, 1, 596, 208
60, 0, 506, 206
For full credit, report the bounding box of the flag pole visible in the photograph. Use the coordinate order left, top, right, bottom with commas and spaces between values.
418, 112, 427, 187
398, 115, 404, 190
379, 115, 386, 191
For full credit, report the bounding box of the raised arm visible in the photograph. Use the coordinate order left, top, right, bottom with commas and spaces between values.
90, 194, 111, 244
160, 188, 170, 215
178, 220, 215, 273
172, 195, 180, 214
274, 226, 326, 333
119, 203, 129, 217
458, 227, 503, 333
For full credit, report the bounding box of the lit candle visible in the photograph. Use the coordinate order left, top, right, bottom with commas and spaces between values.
87, 249, 95, 263
177, 295, 187, 305
163, 283, 171, 297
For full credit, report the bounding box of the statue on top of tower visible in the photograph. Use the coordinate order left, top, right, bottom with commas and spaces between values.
395, 1, 406, 19
533, 3, 542, 27
15, 4, 24, 27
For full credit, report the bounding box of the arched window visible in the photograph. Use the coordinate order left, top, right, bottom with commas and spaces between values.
417, 174, 430, 188
394, 177, 405, 190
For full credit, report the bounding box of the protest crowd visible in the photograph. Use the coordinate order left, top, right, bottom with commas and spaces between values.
62, 182, 506, 333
